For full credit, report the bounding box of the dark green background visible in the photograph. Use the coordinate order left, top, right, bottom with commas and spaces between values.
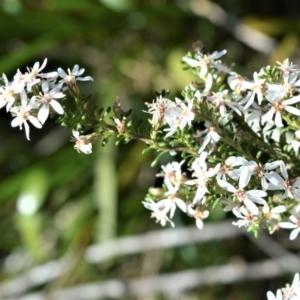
0, 0, 299, 299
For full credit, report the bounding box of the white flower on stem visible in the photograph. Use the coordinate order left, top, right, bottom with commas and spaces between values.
185, 152, 220, 204
241, 71, 265, 108
278, 215, 300, 240
241, 160, 287, 191
145, 96, 176, 130
232, 206, 259, 228
142, 200, 175, 227
262, 204, 286, 220
163, 116, 181, 137
163, 97, 195, 137
156, 186, 187, 219
277, 58, 300, 74
158, 160, 185, 188
36, 83, 65, 124
244, 101, 265, 123
197, 121, 220, 153
216, 156, 248, 181
0, 74, 23, 111
58, 64, 93, 87
38, 73, 59, 91
244, 102, 282, 141
182, 49, 228, 77
245, 105, 282, 143
14, 58, 53, 92
281, 273, 300, 299
207, 90, 244, 117
266, 289, 282, 300
265, 171, 300, 200
268, 71, 300, 99
209, 50, 230, 74
72, 131, 92, 154
218, 171, 267, 215
174, 97, 195, 129
10, 91, 41, 140
187, 203, 209, 230
261, 93, 300, 128
228, 73, 247, 92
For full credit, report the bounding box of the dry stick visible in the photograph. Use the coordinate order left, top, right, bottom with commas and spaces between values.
1, 221, 298, 299
0, 221, 242, 299
14, 255, 300, 300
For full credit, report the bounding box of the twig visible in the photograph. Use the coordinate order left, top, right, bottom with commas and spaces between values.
0, 221, 242, 299
85, 220, 244, 263
14, 255, 300, 300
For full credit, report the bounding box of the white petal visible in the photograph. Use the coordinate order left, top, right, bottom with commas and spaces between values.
57, 68, 67, 78
32, 61, 39, 71
196, 219, 204, 229
211, 131, 220, 142
72, 65, 80, 75
77, 76, 93, 81
285, 105, 300, 116
28, 116, 42, 128
39, 71, 58, 78
211, 49, 226, 59
290, 227, 300, 240
11, 117, 22, 127
217, 179, 236, 193
244, 199, 259, 215
239, 167, 252, 189
182, 57, 200, 67
39, 58, 47, 71
193, 187, 207, 204
274, 112, 283, 127
284, 95, 300, 105
184, 179, 197, 186
278, 222, 297, 229
52, 92, 65, 99
248, 190, 267, 198
271, 205, 286, 214
265, 172, 284, 186
266, 291, 276, 300
50, 100, 64, 115
261, 109, 274, 125
41, 82, 49, 94
175, 198, 187, 213
24, 122, 30, 140
169, 203, 176, 218
20, 90, 28, 107
204, 73, 213, 91
290, 215, 298, 223
80, 143, 92, 154
38, 105, 49, 124
76, 68, 85, 76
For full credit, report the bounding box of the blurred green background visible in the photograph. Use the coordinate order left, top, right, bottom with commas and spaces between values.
0, 0, 300, 299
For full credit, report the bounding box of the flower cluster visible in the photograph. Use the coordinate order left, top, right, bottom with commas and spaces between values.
4, 44, 300, 299
145, 96, 195, 137
139, 47, 300, 240
4, 46, 300, 242
142, 159, 210, 229
0, 59, 93, 153
267, 273, 300, 300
